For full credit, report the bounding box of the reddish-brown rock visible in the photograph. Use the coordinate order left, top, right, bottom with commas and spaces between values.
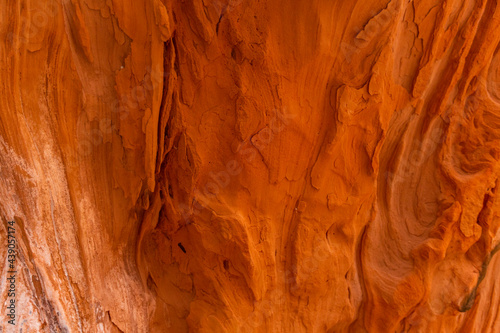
2, 0, 500, 332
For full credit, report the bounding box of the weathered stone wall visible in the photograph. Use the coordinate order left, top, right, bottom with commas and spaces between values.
1, 0, 500, 332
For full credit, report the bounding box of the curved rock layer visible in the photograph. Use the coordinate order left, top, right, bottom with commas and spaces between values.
1, 0, 500, 332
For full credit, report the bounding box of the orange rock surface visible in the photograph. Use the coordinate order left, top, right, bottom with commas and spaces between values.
1, 0, 500, 332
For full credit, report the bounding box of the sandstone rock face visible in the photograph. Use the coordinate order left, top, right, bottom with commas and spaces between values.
1, 0, 500, 332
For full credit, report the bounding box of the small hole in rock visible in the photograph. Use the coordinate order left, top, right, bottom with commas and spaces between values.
178, 243, 186, 253
223, 260, 229, 270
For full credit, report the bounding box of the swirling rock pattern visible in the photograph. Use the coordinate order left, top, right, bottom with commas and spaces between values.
1, 0, 500, 332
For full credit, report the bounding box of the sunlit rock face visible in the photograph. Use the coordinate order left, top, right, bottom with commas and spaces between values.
1, 0, 500, 332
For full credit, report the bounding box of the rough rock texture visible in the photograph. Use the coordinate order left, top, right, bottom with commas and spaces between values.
2, 0, 500, 332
